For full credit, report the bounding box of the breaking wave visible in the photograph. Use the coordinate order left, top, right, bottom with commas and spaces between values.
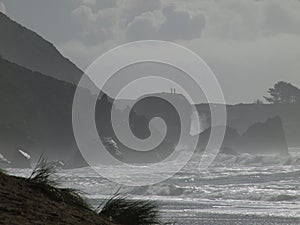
211, 152, 300, 167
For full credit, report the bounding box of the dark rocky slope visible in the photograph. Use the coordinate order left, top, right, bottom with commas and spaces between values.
0, 54, 146, 168
0, 56, 77, 164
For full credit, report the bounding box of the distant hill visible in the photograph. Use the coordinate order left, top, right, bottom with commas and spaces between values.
0, 12, 82, 84
196, 103, 300, 147
0, 56, 116, 167
196, 117, 289, 155
0, 56, 77, 164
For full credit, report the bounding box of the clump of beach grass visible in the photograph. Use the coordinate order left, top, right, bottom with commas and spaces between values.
27, 155, 90, 210
98, 192, 162, 225
25, 156, 169, 224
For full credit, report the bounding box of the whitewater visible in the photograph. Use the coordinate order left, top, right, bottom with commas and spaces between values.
7, 148, 300, 224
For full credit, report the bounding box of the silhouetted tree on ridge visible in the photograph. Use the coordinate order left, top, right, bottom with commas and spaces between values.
264, 81, 300, 104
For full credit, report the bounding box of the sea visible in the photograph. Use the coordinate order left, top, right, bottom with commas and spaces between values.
7, 148, 300, 225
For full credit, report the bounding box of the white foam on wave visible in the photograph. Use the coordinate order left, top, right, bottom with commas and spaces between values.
131, 183, 185, 196
211, 152, 300, 167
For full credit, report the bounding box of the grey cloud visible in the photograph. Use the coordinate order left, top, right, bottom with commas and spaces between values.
201, 0, 262, 40
126, 11, 161, 40
262, 1, 300, 34
81, 0, 116, 10
72, 4, 95, 25
71, 0, 206, 44
118, 0, 162, 24
126, 4, 205, 41
71, 5, 118, 45
201, 0, 300, 40
159, 4, 205, 40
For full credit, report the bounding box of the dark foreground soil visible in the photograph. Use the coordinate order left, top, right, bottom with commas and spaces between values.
0, 171, 113, 225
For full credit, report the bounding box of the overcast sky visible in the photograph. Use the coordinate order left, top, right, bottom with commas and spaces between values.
1, 0, 300, 104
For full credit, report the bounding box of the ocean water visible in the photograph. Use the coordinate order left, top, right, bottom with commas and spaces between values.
7, 149, 300, 224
